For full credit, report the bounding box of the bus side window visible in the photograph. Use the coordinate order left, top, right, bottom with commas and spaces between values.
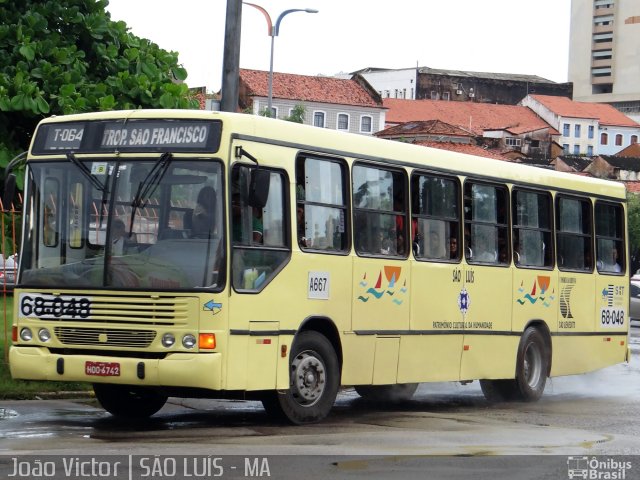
512, 189, 553, 268
556, 196, 593, 272
231, 165, 290, 291
595, 201, 625, 274
464, 182, 509, 265
411, 173, 460, 262
353, 163, 407, 257
295, 156, 349, 252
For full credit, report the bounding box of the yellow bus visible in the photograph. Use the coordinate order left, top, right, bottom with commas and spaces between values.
5, 110, 630, 424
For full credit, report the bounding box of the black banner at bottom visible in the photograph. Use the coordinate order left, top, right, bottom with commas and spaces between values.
0, 454, 636, 479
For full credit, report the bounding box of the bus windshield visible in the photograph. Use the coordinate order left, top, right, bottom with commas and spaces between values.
20, 157, 225, 291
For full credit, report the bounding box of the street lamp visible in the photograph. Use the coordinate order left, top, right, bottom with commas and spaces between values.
243, 3, 318, 116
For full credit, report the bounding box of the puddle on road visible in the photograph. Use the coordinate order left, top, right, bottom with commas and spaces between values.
0, 408, 18, 419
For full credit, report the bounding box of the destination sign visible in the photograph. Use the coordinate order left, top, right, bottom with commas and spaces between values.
100, 121, 211, 149
32, 118, 222, 154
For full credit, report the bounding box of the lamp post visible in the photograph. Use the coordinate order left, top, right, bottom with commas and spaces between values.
243, 3, 318, 116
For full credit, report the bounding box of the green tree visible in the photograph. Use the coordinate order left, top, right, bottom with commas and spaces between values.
0, 0, 199, 187
284, 104, 305, 123
627, 192, 640, 273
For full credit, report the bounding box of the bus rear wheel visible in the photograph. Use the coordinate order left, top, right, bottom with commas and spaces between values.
354, 383, 418, 402
93, 384, 167, 418
480, 326, 549, 402
261, 331, 339, 425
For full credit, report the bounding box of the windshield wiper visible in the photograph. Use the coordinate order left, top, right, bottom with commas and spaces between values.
129, 152, 173, 232
67, 152, 105, 192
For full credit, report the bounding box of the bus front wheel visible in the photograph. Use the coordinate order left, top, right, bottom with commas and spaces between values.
354, 383, 418, 402
93, 384, 167, 418
261, 331, 339, 425
480, 326, 549, 402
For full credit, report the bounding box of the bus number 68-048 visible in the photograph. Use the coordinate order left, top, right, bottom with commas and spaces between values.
600, 308, 624, 327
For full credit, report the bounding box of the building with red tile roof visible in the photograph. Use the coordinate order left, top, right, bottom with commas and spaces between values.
521, 94, 640, 156
238, 69, 386, 135
381, 98, 558, 160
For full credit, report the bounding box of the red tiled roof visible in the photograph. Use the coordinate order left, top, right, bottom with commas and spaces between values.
412, 140, 510, 161
616, 142, 640, 157
383, 99, 556, 136
239, 69, 382, 107
376, 120, 474, 138
529, 94, 639, 127
625, 181, 640, 193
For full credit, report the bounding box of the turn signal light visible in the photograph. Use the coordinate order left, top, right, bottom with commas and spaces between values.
199, 333, 216, 350
12, 325, 17, 342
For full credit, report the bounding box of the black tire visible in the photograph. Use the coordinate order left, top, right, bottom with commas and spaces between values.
480, 326, 549, 403
354, 383, 418, 402
260, 331, 339, 425
93, 384, 167, 419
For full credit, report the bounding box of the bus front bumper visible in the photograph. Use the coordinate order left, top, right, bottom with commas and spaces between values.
9, 346, 222, 390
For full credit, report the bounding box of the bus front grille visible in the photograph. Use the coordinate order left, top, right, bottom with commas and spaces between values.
54, 327, 157, 348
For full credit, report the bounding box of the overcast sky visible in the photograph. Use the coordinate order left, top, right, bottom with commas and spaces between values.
106, 0, 571, 92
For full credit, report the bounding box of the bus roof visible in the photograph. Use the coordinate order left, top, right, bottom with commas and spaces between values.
32, 110, 626, 200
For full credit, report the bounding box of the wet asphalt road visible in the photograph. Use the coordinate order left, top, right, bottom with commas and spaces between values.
0, 327, 638, 479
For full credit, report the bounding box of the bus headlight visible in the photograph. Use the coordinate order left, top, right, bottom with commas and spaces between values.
38, 328, 51, 342
20, 327, 33, 342
182, 334, 197, 349
162, 333, 176, 348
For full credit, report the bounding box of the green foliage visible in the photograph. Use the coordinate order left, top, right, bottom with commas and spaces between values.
0, 0, 199, 189
285, 104, 305, 123
627, 193, 640, 267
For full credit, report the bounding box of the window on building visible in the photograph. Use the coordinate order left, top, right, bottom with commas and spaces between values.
430, 91, 438, 100
563, 123, 570, 137
411, 173, 460, 261
505, 137, 522, 147
563, 144, 570, 153
615, 134, 623, 146
588, 125, 595, 139
575, 125, 581, 138
556, 196, 593, 272
296, 156, 348, 252
588, 146, 594, 156
337, 113, 349, 131
512, 189, 553, 268
601, 132, 608, 145
632, 135, 639, 144
353, 164, 407, 257
573, 145, 580, 155
442, 92, 450, 101
360, 116, 372, 133
313, 111, 326, 128
595, 201, 625, 275
464, 182, 509, 265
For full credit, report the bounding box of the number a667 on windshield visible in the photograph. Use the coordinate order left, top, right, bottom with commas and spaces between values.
308, 272, 330, 300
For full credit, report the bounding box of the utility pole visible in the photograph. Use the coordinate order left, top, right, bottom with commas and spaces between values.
220, 0, 242, 112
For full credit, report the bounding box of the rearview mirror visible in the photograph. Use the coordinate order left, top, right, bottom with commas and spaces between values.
247, 169, 270, 209
2, 174, 16, 211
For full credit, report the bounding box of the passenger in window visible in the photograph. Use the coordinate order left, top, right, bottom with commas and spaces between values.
598, 246, 622, 273
297, 206, 308, 247
449, 236, 458, 260
192, 186, 216, 237
427, 230, 443, 258
252, 207, 264, 244
111, 219, 137, 255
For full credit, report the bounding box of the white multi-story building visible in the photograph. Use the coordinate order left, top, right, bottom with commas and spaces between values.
569, 0, 640, 121
350, 67, 418, 100
521, 94, 640, 156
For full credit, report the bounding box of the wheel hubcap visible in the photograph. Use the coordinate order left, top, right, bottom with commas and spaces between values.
291, 350, 326, 406
523, 343, 542, 388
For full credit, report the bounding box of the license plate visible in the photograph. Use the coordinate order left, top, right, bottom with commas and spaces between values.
85, 361, 120, 377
